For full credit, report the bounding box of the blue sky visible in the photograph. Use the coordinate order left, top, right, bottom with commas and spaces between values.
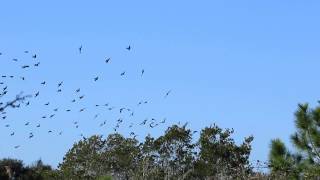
0, 0, 320, 167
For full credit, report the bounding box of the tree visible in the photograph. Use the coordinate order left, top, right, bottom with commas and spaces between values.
194, 124, 253, 180
268, 103, 320, 179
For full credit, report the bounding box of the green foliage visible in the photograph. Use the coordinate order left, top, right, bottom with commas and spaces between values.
268, 103, 320, 179
59, 123, 253, 179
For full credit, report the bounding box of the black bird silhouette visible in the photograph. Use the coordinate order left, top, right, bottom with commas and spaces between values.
54, 108, 58, 111
59, 131, 63, 135
36, 124, 40, 128
140, 119, 147, 125
9, 76, 14, 78
160, 118, 166, 123
24, 51, 29, 53
79, 108, 85, 112
14, 145, 20, 149
41, 81, 46, 85
5, 124, 10, 127
50, 114, 55, 118
29, 133, 34, 139
35, 91, 40, 97
126, 45, 131, 51
120, 108, 125, 113
79, 95, 84, 99
94, 76, 99, 81
141, 69, 145, 77
25, 122, 30, 126
32, 54, 37, 59
164, 90, 172, 98
26, 101, 30, 106
48, 130, 52, 133
12, 58, 18, 62
22, 65, 30, 69
66, 109, 71, 112
58, 81, 63, 87
79, 45, 82, 54
71, 99, 76, 103
105, 58, 111, 63
34, 62, 40, 66
21, 77, 25, 80
76, 88, 80, 93
120, 71, 126, 76
1, 75, 6, 78
57, 89, 62, 92
42, 115, 47, 119
10, 132, 14, 136
44, 102, 50, 105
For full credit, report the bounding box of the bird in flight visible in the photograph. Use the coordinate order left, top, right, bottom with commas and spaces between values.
105, 58, 111, 63
126, 45, 131, 51
141, 69, 145, 77
32, 54, 37, 59
164, 90, 172, 98
120, 71, 126, 76
94, 76, 99, 81
58, 81, 63, 87
44, 102, 50, 106
12, 58, 18, 62
22, 65, 30, 69
10, 132, 14, 136
14, 145, 20, 149
35, 91, 40, 97
41, 81, 46, 85
34, 62, 40, 66
79, 45, 82, 54
76, 88, 80, 93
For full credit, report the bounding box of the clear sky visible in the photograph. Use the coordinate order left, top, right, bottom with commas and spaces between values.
0, 0, 320, 168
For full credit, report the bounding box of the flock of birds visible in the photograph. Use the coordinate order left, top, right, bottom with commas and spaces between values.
0, 45, 173, 149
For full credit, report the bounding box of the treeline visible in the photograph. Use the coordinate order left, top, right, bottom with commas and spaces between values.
2, 102, 320, 179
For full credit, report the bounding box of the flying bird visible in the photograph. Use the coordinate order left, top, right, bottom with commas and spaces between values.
14, 145, 20, 149
164, 90, 172, 98
76, 88, 80, 93
58, 81, 63, 87
94, 76, 99, 81
34, 62, 40, 66
105, 58, 111, 63
126, 45, 131, 51
79, 45, 82, 54
41, 81, 46, 85
141, 69, 145, 77
35, 91, 40, 97
32, 54, 37, 59
44, 102, 50, 105
120, 71, 126, 76
22, 65, 30, 69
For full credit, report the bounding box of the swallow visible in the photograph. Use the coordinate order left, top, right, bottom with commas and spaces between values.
120, 71, 126, 76
58, 81, 63, 87
35, 91, 40, 97
105, 58, 111, 63
94, 76, 99, 81
41, 81, 46, 85
22, 65, 30, 69
76, 88, 80, 93
126, 45, 131, 51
